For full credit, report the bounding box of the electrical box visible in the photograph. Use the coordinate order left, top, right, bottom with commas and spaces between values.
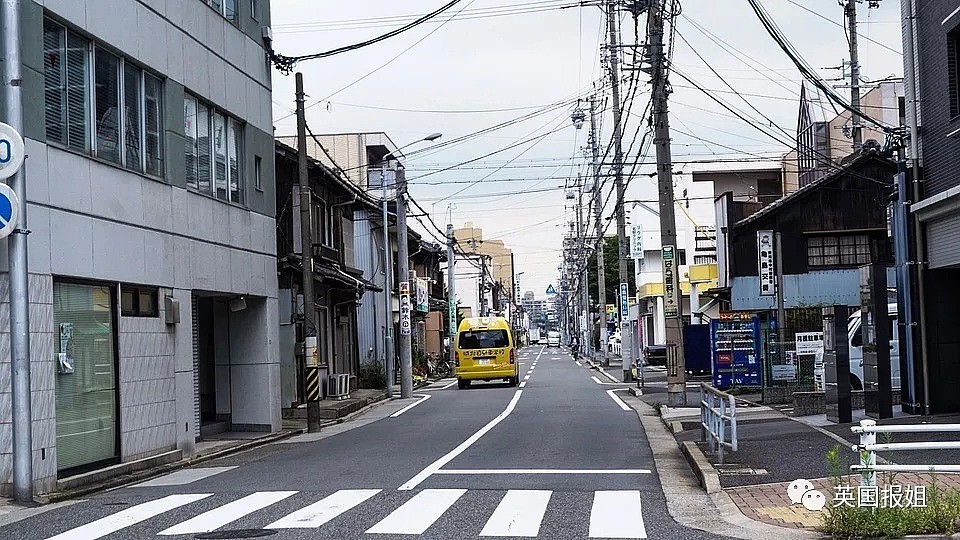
164, 296, 180, 325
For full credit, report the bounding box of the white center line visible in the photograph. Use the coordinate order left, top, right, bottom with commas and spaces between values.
390, 394, 431, 418
436, 469, 652, 475
46, 494, 212, 540
606, 389, 631, 411
523, 375, 530, 380
519, 381, 527, 388
399, 390, 524, 491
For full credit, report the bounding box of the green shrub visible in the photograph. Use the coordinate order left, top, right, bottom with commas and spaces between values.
359, 361, 386, 389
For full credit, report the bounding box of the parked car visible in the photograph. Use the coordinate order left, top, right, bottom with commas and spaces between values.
546, 331, 561, 347
644, 345, 668, 366
813, 303, 900, 391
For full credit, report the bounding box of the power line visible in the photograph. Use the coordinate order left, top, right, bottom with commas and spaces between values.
272, 0, 468, 73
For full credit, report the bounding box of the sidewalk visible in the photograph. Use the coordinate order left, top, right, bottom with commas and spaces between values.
651, 380, 960, 532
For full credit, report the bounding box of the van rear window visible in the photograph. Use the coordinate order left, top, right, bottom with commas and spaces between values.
459, 330, 509, 349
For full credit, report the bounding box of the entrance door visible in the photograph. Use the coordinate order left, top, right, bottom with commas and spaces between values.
195, 297, 231, 437
54, 281, 119, 472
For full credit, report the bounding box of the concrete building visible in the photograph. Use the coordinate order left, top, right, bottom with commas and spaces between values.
454, 223, 515, 304
0, 0, 278, 494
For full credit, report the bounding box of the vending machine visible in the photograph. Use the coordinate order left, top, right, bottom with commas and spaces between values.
711, 312, 763, 389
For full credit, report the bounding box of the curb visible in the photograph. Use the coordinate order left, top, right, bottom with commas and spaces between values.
679, 440, 722, 494
39, 392, 394, 504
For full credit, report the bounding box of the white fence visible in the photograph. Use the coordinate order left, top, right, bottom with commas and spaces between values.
700, 383, 738, 464
851, 419, 960, 486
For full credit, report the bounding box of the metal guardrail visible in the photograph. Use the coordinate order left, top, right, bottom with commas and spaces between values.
851, 419, 960, 486
700, 383, 738, 463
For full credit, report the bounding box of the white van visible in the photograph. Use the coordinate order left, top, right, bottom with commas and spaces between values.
546, 331, 561, 348
814, 303, 900, 391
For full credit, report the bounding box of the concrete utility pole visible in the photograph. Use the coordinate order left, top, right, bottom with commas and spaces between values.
578, 182, 592, 358
447, 223, 458, 369
2, 0, 34, 501
589, 96, 609, 366
295, 73, 321, 432
396, 171, 414, 399
607, 0, 634, 382
647, 1, 686, 406
844, 0, 862, 150
380, 161, 395, 398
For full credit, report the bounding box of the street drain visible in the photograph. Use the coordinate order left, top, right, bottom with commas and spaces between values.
194, 530, 277, 539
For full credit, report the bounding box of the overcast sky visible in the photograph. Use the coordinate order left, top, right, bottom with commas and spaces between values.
269, 0, 904, 297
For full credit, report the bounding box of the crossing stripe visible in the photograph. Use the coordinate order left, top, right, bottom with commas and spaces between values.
266, 489, 381, 529
158, 491, 297, 535
45, 494, 212, 540
365, 489, 466, 535
480, 490, 551, 537
588, 491, 647, 538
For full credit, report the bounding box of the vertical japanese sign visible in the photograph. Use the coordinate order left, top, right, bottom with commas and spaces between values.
758, 230, 775, 296
399, 281, 412, 336
662, 245, 680, 318
448, 300, 457, 335
630, 224, 644, 259
415, 278, 429, 312
619, 283, 629, 320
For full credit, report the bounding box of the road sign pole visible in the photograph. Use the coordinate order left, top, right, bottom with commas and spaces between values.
2, 0, 34, 501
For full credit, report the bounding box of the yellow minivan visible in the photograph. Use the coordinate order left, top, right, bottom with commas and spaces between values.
455, 317, 519, 389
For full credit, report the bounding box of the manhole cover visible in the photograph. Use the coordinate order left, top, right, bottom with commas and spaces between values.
195, 530, 278, 539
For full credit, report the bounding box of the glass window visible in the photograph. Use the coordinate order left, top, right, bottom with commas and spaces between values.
94, 47, 121, 163
228, 118, 242, 203
225, 0, 238, 21
214, 112, 228, 199
197, 101, 212, 194
123, 63, 142, 172
66, 33, 90, 151
808, 234, 872, 268
254, 155, 262, 191
144, 74, 163, 176
250, 0, 260, 20
184, 96, 198, 187
120, 285, 159, 317
458, 330, 510, 349
44, 21, 67, 145
54, 281, 119, 472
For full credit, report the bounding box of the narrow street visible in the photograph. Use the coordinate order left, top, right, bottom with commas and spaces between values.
1, 346, 720, 540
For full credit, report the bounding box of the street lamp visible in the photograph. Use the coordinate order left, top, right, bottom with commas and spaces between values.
381, 132, 442, 398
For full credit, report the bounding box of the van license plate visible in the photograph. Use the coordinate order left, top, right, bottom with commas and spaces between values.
476, 359, 491, 365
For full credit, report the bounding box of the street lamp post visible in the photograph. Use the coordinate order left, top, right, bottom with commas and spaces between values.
382, 133, 441, 399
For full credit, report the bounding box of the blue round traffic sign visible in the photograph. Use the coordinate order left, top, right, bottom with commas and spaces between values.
0, 184, 20, 239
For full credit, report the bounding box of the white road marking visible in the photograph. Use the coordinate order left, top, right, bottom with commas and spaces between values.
606, 389, 631, 411
159, 491, 297, 535
366, 489, 466, 535
575, 361, 582, 366
523, 375, 530, 380
589, 491, 647, 538
519, 381, 527, 388
399, 390, 524, 490
436, 469, 652, 475
131, 467, 237, 487
45, 494, 212, 540
600, 370, 620, 383
439, 379, 458, 390
267, 489, 381, 529
390, 394, 431, 418
480, 490, 551, 537
590, 376, 624, 386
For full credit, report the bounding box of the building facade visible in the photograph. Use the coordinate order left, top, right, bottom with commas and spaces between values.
0, 0, 279, 494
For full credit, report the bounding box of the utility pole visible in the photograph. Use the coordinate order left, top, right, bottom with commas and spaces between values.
844, 0, 862, 151
447, 223, 458, 370
578, 182, 592, 358
396, 169, 414, 399
647, 1, 686, 406
295, 73, 321, 432
607, 0, 634, 382
2, 0, 34, 502
589, 96, 609, 366
380, 161, 395, 398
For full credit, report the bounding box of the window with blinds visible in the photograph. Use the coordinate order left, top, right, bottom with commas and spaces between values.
950, 26, 959, 118
184, 93, 245, 204
54, 281, 119, 472
42, 18, 164, 175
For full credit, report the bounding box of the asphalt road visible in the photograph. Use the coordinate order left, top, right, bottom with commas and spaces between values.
1, 346, 725, 540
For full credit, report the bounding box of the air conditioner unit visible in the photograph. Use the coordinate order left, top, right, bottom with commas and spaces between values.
327, 374, 351, 400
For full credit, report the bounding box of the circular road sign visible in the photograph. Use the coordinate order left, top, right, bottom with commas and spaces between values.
0, 122, 25, 181
0, 184, 21, 239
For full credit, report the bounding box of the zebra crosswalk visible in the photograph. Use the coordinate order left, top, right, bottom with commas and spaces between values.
40, 488, 650, 539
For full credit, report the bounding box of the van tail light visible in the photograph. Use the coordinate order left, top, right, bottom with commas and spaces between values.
510, 349, 516, 364
455, 350, 460, 367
